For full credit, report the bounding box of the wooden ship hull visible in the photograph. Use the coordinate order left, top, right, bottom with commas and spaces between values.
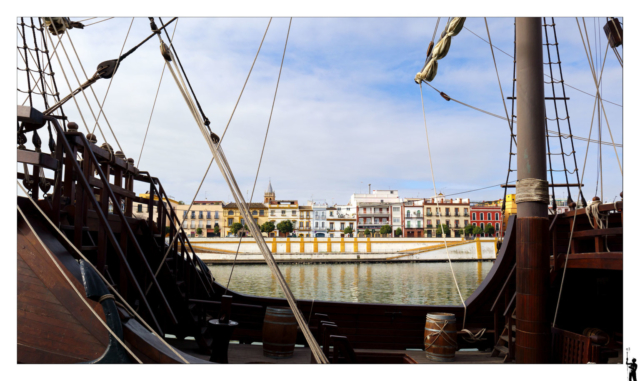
17, 16, 623, 364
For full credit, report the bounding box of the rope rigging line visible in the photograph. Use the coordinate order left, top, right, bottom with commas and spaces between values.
89, 18, 135, 136
484, 18, 517, 148
157, 17, 328, 364
501, 19, 517, 216
415, 17, 466, 83
83, 17, 114, 27
419, 83, 468, 329
157, 17, 210, 132
16, 203, 143, 364
218, 18, 272, 146
17, 182, 189, 363
576, 18, 623, 177
63, 27, 126, 154
137, 19, 179, 167
463, 24, 622, 108
37, 18, 69, 130
225, 17, 290, 295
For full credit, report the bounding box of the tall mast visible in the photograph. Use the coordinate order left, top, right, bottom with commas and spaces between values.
514, 17, 550, 363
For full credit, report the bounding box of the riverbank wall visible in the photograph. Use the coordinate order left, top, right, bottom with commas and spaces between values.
188, 237, 500, 264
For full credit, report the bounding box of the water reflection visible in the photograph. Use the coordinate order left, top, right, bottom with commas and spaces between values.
209, 261, 494, 305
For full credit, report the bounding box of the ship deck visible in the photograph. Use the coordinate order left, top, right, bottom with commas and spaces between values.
169, 339, 504, 364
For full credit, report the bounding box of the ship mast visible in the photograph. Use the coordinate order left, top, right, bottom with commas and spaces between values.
515, 17, 550, 363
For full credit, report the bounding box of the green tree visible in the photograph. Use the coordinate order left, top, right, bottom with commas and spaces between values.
196, 227, 203, 236
261, 221, 275, 233
394, 227, 403, 237
380, 225, 392, 235
165, 226, 170, 235
343, 226, 354, 236
484, 223, 495, 236
277, 220, 294, 235
464, 224, 475, 236
436, 224, 451, 237
364, 228, 371, 236
472, 225, 483, 236
213, 225, 220, 235
229, 222, 243, 235
178, 201, 185, 205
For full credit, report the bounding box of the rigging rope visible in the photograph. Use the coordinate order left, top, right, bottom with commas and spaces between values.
157, 17, 328, 364
463, 25, 622, 108
576, 18, 623, 177
17, 204, 143, 364
218, 18, 272, 146
226, 17, 290, 294
419, 83, 468, 328
137, 19, 179, 167
89, 18, 134, 136
18, 182, 189, 363
83, 17, 114, 27
484, 18, 517, 148
415, 18, 466, 83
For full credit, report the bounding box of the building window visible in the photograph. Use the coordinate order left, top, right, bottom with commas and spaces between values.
199, 220, 204, 228
340, 223, 345, 230
191, 211, 196, 219
349, 223, 354, 229
215, 211, 219, 219
473, 223, 477, 227
191, 221, 196, 228
465, 221, 469, 226
183, 210, 188, 219
427, 219, 432, 227
292, 211, 297, 216
480, 213, 484, 220
199, 211, 203, 219
427, 230, 432, 238
487, 213, 491, 221
393, 218, 400, 223
260, 210, 264, 216
240, 218, 244, 226
306, 222, 309, 228
228, 210, 234, 216
228, 218, 233, 226
271, 210, 275, 216
281, 211, 286, 216
436, 220, 440, 226
136, 204, 142, 213
407, 221, 411, 228
207, 220, 212, 228
406, 210, 410, 217
393, 207, 400, 212
480, 223, 484, 230
330, 222, 334, 230
417, 210, 421, 217
472, 212, 476, 220
183, 221, 188, 228
417, 221, 422, 228
252, 210, 258, 216
496, 223, 500, 232
321, 222, 325, 228
495, 213, 500, 220
315, 222, 318, 228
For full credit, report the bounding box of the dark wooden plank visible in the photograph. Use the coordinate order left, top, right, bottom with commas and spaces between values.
571, 227, 623, 239
552, 252, 622, 271
17, 149, 59, 170
88, 177, 136, 198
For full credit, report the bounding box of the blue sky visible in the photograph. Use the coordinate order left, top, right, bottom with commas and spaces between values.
21, 17, 623, 204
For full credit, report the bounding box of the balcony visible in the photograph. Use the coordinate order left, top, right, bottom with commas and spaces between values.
404, 214, 423, 219
426, 212, 433, 217
360, 212, 390, 217
464, 213, 470, 217
445, 213, 451, 217
454, 213, 460, 217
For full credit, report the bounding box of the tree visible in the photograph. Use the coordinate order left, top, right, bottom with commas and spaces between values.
165, 226, 170, 235
343, 226, 354, 236
178, 201, 185, 205
277, 220, 294, 235
380, 225, 392, 235
472, 225, 483, 236
229, 222, 243, 235
464, 224, 475, 237
436, 224, 450, 237
364, 228, 371, 236
395, 227, 403, 237
484, 223, 495, 236
196, 227, 203, 236
261, 221, 275, 234
213, 225, 220, 235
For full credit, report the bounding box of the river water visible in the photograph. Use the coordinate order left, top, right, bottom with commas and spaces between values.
207, 261, 493, 305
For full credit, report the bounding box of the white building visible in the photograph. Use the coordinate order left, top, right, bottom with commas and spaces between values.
351, 190, 402, 235
310, 201, 328, 237
327, 204, 357, 237
402, 199, 425, 237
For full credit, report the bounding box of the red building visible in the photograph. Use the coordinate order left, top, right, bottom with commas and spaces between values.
470, 205, 503, 237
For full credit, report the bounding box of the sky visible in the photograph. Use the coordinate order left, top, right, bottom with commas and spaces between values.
19, 17, 623, 205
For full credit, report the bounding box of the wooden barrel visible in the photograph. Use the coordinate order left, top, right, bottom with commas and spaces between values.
583, 328, 610, 345
262, 307, 298, 359
424, 313, 457, 362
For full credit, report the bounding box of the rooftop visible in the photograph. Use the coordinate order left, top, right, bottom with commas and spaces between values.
223, 203, 268, 209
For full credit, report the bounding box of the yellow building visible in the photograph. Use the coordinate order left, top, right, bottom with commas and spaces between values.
132, 193, 179, 229
263, 180, 300, 237
503, 194, 517, 230
175, 201, 224, 238
222, 202, 269, 237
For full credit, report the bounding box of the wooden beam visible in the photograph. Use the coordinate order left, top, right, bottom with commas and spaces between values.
571, 227, 623, 239
17, 149, 59, 170
552, 252, 622, 271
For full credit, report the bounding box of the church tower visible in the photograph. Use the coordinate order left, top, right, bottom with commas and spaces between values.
264, 179, 275, 204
